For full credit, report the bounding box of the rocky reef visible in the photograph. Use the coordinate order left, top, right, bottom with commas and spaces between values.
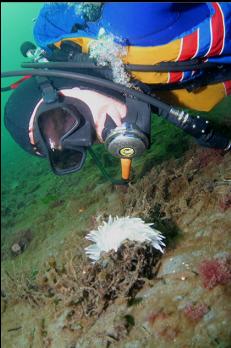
1, 144, 231, 348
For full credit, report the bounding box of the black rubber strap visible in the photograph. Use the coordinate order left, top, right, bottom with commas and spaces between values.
35, 76, 58, 103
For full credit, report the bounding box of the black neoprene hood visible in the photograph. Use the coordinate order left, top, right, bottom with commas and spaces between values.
4, 75, 125, 156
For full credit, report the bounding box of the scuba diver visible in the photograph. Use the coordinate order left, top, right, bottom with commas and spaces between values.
2, 2, 231, 183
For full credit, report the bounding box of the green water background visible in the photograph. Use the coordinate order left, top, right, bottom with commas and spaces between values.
1, 2, 44, 184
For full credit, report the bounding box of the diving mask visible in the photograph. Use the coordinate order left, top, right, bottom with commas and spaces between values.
33, 98, 96, 175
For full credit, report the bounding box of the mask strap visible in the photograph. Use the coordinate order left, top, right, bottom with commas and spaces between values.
123, 96, 139, 124
35, 76, 58, 104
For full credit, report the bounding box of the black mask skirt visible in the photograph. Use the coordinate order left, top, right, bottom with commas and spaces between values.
33, 95, 96, 175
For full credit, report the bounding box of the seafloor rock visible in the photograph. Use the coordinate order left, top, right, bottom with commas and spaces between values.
79, 240, 162, 317
11, 243, 22, 256
1, 146, 231, 348
72, 147, 231, 348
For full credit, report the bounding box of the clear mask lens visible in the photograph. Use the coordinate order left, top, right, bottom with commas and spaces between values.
38, 107, 85, 173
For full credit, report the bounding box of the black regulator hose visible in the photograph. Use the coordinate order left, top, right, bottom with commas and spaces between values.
21, 62, 108, 70
21, 60, 220, 72
1, 69, 230, 151
1, 69, 173, 113
163, 108, 231, 151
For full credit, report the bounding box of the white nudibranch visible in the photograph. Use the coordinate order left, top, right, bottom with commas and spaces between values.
85, 216, 165, 262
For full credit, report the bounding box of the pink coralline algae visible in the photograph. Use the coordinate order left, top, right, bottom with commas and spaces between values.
198, 258, 231, 289
147, 310, 168, 325
184, 303, 209, 321
219, 194, 231, 213
197, 149, 224, 169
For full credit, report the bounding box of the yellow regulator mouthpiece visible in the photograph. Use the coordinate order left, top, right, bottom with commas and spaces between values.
121, 158, 132, 180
